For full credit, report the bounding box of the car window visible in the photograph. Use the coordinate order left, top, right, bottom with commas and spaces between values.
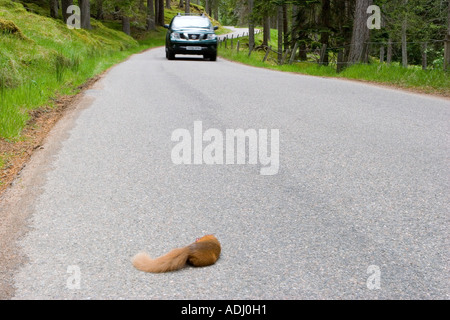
172, 17, 212, 29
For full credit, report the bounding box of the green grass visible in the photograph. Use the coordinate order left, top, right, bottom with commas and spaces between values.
218, 30, 450, 97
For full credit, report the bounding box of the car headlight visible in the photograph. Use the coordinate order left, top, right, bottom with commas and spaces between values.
207, 34, 217, 40
171, 32, 181, 40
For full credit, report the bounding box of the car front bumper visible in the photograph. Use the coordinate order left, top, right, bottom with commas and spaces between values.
167, 40, 217, 55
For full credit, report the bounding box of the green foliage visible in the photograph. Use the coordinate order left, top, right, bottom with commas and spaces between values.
219, 30, 450, 96
0, 17, 25, 38
218, 0, 241, 25
223, 0, 449, 67
372, 0, 448, 65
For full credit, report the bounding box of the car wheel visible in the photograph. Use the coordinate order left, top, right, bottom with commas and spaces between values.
210, 53, 217, 61
167, 49, 175, 60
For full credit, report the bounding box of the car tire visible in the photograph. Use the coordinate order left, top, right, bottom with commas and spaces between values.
204, 53, 217, 61
167, 49, 175, 60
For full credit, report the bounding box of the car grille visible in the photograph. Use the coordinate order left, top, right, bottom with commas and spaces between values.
180, 33, 205, 40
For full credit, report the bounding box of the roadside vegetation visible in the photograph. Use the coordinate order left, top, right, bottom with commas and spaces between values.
218, 30, 450, 97
218, 0, 449, 96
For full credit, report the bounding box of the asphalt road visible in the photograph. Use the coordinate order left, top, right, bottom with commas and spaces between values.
1, 41, 449, 299
218, 26, 255, 40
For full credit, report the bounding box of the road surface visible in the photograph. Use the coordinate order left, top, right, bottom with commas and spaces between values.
218, 26, 255, 40
0, 43, 449, 299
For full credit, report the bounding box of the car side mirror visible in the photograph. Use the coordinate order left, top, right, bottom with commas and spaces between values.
213, 26, 219, 31
164, 24, 170, 29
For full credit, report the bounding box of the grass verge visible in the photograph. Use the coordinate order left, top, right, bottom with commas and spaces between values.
218, 30, 450, 98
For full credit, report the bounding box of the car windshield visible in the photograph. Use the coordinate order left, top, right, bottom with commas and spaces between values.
172, 17, 212, 29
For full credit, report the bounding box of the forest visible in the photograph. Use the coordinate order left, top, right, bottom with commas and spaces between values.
222, 0, 450, 69
40, 0, 450, 69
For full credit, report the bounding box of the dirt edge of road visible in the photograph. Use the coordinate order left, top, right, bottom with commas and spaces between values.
0, 76, 101, 197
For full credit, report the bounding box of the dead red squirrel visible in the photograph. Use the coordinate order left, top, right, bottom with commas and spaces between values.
132, 235, 221, 273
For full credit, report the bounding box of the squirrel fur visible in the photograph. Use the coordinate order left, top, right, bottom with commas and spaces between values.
132, 234, 221, 273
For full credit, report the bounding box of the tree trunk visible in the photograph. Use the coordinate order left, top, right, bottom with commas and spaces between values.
337, 49, 345, 72
343, 0, 355, 62
320, 0, 331, 65
122, 16, 130, 35
79, 0, 91, 30
248, 0, 254, 54
50, 0, 59, 19
447, 0, 450, 39
277, 5, 283, 63
444, 0, 450, 70
401, 0, 408, 68
348, 0, 373, 65
292, 3, 308, 60
179, 0, 184, 8
166, 0, 170, 9
421, 42, 427, 70
158, 0, 164, 26
290, 5, 299, 49
185, 0, 190, 14
61, 0, 73, 24
213, 0, 219, 20
262, 14, 270, 47
147, 0, 155, 30
387, 36, 392, 64
205, 0, 210, 16
283, 4, 288, 51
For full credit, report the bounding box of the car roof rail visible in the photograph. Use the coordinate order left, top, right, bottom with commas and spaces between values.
176, 12, 206, 17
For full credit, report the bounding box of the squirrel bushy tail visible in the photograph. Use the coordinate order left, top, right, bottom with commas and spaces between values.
132, 247, 190, 273
132, 235, 221, 273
